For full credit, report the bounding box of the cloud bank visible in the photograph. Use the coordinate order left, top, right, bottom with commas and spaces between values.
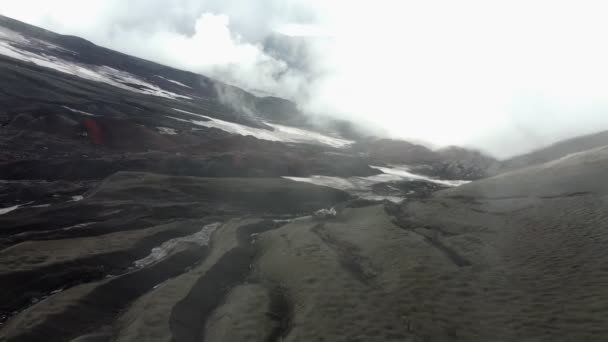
3, 0, 608, 158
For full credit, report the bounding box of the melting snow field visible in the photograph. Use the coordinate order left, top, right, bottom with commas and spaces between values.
134, 222, 221, 268
156, 75, 193, 89
285, 165, 470, 203
0, 27, 190, 100
63, 106, 97, 117
0, 204, 22, 215
0, 201, 37, 215
369, 165, 471, 187
169, 108, 353, 148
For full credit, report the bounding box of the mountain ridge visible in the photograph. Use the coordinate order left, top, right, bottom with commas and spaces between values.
497, 129, 608, 173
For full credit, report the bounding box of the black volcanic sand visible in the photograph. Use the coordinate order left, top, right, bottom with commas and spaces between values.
3, 148, 608, 341
0, 173, 349, 332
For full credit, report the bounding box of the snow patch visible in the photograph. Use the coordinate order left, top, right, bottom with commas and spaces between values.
61, 222, 95, 231
157, 127, 178, 135
156, 76, 193, 89
169, 108, 353, 148
272, 215, 312, 223
0, 28, 190, 100
0, 27, 28, 44
0, 204, 21, 215
266, 123, 353, 148
284, 175, 358, 191
314, 207, 337, 218
28, 204, 51, 208
134, 222, 221, 268
370, 165, 471, 187
285, 165, 469, 203
358, 194, 405, 203
97, 66, 191, 99
63, 106, 96, 117
0, 201, 36, 215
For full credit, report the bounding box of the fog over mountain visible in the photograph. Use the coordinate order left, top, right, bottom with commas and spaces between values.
3, 0, 608, 158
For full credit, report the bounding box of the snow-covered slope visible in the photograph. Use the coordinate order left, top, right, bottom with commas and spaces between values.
169, 108, 353, 148
0, 21, 359, 149
285, 165, 469, 202
0, 27, 191, 100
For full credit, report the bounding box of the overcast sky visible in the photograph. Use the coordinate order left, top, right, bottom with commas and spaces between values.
3, 0, 608, 158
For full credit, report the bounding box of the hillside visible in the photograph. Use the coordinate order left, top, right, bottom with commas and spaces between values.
496, 130, 608, 174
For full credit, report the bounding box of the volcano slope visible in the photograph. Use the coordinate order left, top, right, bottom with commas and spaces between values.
223, 146, 608, 342
2, 13, 607, 342
239, 146, 608, 341
0, 172, 351, 341
2, 149, 608, 342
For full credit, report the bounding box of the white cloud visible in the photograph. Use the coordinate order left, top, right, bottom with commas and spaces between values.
0, 1, 305, 96
3, 0, 608, 157
298, 1, 608, 157
102, 13, 300, 95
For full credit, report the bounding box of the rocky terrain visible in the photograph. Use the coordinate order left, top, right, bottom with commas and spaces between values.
1, 14, 608, 342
